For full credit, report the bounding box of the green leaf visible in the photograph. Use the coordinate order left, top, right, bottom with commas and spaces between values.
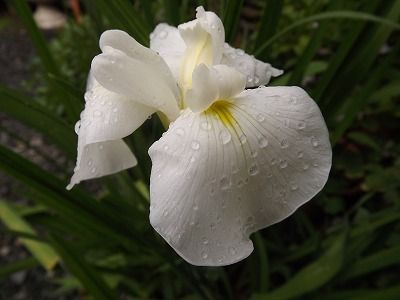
0, 85, 75, 156
343, 244, 400, 280
220, 0, 244, 43
252, 233, 346, 300
254, 10, 400, 56
0, 200, 59, 270
0, 257, 39, 279
49, 234, 117, 300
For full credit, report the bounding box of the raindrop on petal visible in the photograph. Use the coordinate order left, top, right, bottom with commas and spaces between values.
219, 130, 231, 145
191, 140, 200, 150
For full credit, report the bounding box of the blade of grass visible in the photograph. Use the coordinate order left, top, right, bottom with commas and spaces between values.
0, 85, 75, 156
252, 233, 346, 300
48, 234, 117, 300
254, 10, 400, 57
252, 0, 283, 57
9, 0, 59, 76
0, 200, 59, 270
0, 257, 39, 279
220, 0, 244, 43
313, 1, 380, 100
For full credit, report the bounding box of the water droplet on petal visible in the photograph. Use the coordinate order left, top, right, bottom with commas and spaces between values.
297, 151, 304, 158
297, 121, 306, 129
228, 247, 236, 255
158, 30, 168, 39
291, 184, 298, 191
191, 140, 200, 150
256, 113, 265, 122
258, 137, 268, 148
91, 167, 97, 174
303, 164, 310, 170
175, 128, 185, 136
236, 48, 244, 56
280, 139, 289, 149
254, 76, 260, 84
247, 77, 253, 84
74, 121, 81, 134
87, 159, 93, 167
220, 176, 230, 190
99, 145, 104, 150
201, 252, 208, 259
112, 107, 118, 113
201, 121, 211, 130
311, 136, 319, 147
279, 159, 288, 169
163, 210, 169, 216
93, 110, 102, 117
193, 205, 199, 211
219, 130, 231, 145
163, 145, 169, 151
202, 237, 209, 245
239, 134, 247, 144
248, 164, 259, 176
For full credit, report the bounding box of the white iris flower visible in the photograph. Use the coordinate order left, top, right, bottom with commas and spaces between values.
68, 7, 332, 266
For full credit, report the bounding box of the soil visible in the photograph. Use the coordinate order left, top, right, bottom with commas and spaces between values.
0, 13, 76, 300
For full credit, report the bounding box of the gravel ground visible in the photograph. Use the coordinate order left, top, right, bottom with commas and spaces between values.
0, 13, 76, 300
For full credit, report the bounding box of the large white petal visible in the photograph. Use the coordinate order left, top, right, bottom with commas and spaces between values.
150, 23, 185, 82
67, 80, 153, 189
221, 44, 283, 87
148, 86, 331, 266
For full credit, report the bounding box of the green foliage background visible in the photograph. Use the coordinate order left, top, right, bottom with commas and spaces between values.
1, 0, 400, 299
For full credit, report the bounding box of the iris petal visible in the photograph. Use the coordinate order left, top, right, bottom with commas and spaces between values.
148, 86, 331, 266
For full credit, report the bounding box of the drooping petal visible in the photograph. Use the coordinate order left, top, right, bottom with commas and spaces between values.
150, 23, 186, 82
178, 6, 225, 92
148, 86, 331, 266
67, 79, 153, 189
221, 43, 283, 87
92, 30, 181, 121
186, 64, 246, 113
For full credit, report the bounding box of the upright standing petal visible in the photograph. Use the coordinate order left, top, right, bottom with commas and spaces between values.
150, 24, 186, 82
178, 6, 225, 93
221, 44, 283, 87
149, 67, 331, 265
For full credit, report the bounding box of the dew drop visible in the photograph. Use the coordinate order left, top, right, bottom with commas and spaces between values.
193, 205, 199, 211
239, 134, 247, 144
313, 162, 319, 167
175, 128, 185, 136
297, 121, 306, 129
280, 139, 289, 149
228, 247, 236, 255
279, 159, 288, 169
74, 121, 81, 134
201, 252, 208, 259
303, 164, 310, 170
211, 24, 216, 29
247, 77, 253, 84
258, 137, 268, 148
311, 136, 319, 147
163, 145, 169, 151
254, 76, 260, 84
98, 145, 104, 150
220, 176, 230, 190
87, 159, 93, 167
191, 140, 200, 150
91, 167, 97, 174
236, 49, 244, 56
163, 210, 169, 217
201, 121, 211, 130
158, 30, 168, 39
297, 151, 304, 158
219, 130, 231, 145
248, 164, 259, 176
270, 158, 277, 165
112, 107, 118, 113
256, 113, 265, 122
93, 110, 102, 117
251, 150, 258, 158
202, 237, 209, 245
